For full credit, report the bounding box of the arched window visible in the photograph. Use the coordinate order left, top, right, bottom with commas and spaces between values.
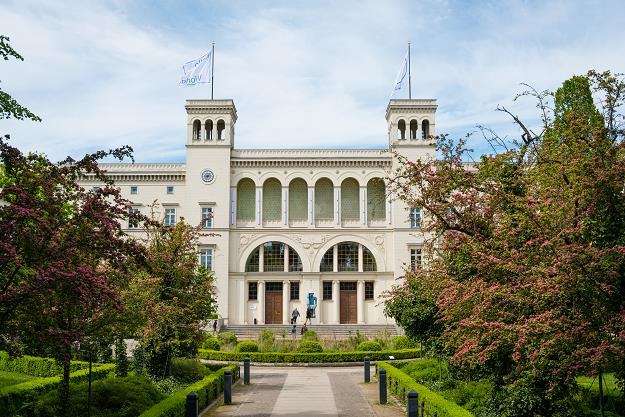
262, 178, 282, 222
217, 119, 225, 140
422, 120, 430, 139
409, 119, 418, 140
397, 119, 406, 140
205, 120, 213, 140
245, 241, 303, 272
341, 178, 359, 221
192, 119, 201, 140
319, 241, 377, 272
314, 178, 334, 221
236, 178, 255, 221
367, 178, 386, 221
289, 178, 308, 221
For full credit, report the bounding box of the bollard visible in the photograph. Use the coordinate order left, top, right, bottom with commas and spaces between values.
185, 392, 199, 417
224, 370, 232, 405
364, 356, 370, 383
407, 390, 418, 417
244, 357, 250, 385
379, 368, 387, 404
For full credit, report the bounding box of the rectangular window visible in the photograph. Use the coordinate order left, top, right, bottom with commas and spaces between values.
410, 208, 421, 228
201, 207, 213, 228
322, 281, 332, 300
130, 186, 137, 195
290, 281, 300, 300
164, 207, 176, 226
167, 185, 174, 194
337, 242, 358, 272
410, 248, 422, 271
248, 282, 258, 300
364, 281, 374, 300
199, 248, 213, 271
128, 207, 140, 229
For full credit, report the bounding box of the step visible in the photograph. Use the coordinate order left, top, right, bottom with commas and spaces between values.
220, 324, 399, 341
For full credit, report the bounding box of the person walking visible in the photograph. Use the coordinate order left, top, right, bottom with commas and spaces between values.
305, 306, 313, 325
291, 307, 300, 324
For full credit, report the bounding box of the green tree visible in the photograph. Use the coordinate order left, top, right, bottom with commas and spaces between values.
0, 36, 40, 122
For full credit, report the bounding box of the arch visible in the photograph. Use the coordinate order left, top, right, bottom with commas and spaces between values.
318, 241, 378, 272
340, 178, 360, 221
262, 178, 282, 222
205, 119, 213, 140
192, 119, 201, 140
241, 238, 307, 272
367, 178, 386, 221
409, 119, 418, 140
397, 119, 406, 140
217, 119, 225, 140
236, 178, 255, 221
289, 178, 308, 221
313, 235, 386, 272
422, 119, 430, 139
314, 178, 334, 221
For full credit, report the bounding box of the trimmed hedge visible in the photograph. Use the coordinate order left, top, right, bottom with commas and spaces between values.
0, 351, 89, 377
377, 361, 474, 417
197, 348, 420, 363
139, 365, 239, 417
356, 341, 382, 352
296, 341, 323, 353
0, 363, 115, 416
236, 341, 259, 353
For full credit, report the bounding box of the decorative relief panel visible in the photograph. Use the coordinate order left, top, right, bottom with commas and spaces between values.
292, 234, 329, 256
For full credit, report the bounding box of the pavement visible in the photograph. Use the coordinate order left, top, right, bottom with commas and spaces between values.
205, 366, 406, 417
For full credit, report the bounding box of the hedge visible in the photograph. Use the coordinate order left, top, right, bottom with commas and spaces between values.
139, 364, 240, 417
0, 363, 115, 416
377, 361, 474, 417
0, 351, 89, 377
197, 348, 421, 363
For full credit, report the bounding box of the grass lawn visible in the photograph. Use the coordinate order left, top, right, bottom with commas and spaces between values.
577, 373, 621, 397
0, 370, 37, 387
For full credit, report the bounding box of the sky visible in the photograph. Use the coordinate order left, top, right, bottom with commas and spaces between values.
1, 0, 624, 163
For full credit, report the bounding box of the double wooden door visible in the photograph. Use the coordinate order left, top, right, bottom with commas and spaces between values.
264, 282, 283, 324
340, 282, 357, 324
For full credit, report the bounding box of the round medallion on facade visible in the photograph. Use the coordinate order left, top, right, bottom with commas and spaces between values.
201, 169, 215, 184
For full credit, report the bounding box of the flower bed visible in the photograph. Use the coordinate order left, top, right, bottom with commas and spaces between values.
197, 348, 420, 363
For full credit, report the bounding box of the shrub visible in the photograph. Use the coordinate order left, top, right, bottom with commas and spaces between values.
392, 335, 417, 350
197, 348, 421, 363
218, 332, 238, 349
258, 329, 275, 351
296, 341, 323, 353
236, 341, 259, 353
401, 359, 449, 382
32, 374, 163, 417
170, 358, 210, 384
201, 336, 220, 351
301, 330, 319, 341
356, 341, 382, 352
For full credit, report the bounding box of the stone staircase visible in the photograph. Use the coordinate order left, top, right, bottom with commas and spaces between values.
221, 324, 400, 341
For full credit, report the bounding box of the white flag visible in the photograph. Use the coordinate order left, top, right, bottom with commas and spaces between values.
390, 50, 408, 97
180, 50, 212, 86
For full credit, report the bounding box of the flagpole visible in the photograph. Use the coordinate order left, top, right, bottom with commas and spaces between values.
408, 41, 411, 99
211, 42, 215, 100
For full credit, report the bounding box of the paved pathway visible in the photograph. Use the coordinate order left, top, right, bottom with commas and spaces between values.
205, 367, 405, 417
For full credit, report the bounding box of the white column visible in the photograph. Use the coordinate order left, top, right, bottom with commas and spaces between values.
258, 280, 265, 324
212, 125, 218, 141
283, 280, 290, 324
259, 245, 264, 272
282, 186, 289, 226
358, 244, 363, 272
360, 186, 367, 225
308, 186, 315, 225
284, 245, 289, 273
332, 280, 340, 324
256, 186, 263, 225
357, 280, 365, 324
386, 191, 392, 225
239, 279, 246, 324
332, 245, 338, 272
230, 187, 236, 226
334, 186, 340, 225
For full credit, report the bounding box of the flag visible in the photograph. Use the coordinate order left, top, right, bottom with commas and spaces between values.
390, 50, 409, 97
180, 50, 212, 86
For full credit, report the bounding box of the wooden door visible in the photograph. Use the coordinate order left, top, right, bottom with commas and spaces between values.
265, 288, 283, 324
340, 283, 357, 324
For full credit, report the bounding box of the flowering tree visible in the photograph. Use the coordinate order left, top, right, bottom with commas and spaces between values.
385, 71, 625, 415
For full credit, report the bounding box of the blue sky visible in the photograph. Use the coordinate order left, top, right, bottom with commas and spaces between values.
2, 0, 624, 162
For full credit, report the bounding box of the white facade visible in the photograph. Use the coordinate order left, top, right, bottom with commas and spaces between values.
81, 98, 437, 326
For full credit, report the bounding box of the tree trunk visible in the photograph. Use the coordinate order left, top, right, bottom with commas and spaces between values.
59, 344, 71, 412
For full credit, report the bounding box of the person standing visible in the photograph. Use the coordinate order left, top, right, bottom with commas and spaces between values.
291, 307, 300, 324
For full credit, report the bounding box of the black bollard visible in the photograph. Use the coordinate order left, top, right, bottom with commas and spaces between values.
244, 357, 250, 385
185, 392, 199, 417
224, 370, 232, 404
407, 390, 418, 417
364, 356, 370, 383
379, 368, 387, 404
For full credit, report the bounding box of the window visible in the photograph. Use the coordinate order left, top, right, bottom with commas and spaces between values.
363, 247, 377, 272
410, 119, 418, 139
263, 242, 285, 272
288, 248, 303, 272
201, 207, 213, 228
128, 207, 140, 229
199, 248, 213, 271
398, 119, 406, 140
410, 248, 422, 271
365, 281, 374, 300
164, 207, 176, 226
217, 119, 225, 140
290, 281, 300, 300
245, 247, 260, 272
192, 119, 201, 140
322, 281, 332, 300
245, 242, 302, 273
410, 208, 421, 228
167, 186, 174, 194
319, 242, 377, 272
130, 186, 137, 195
205, 120, 213, 140
337, 242, 358, 272
248, 282, 258, 300
320, 249, 333, 272
422, 120, 430, 139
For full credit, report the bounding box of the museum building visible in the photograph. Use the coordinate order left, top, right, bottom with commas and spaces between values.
80, 98, 437, 326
